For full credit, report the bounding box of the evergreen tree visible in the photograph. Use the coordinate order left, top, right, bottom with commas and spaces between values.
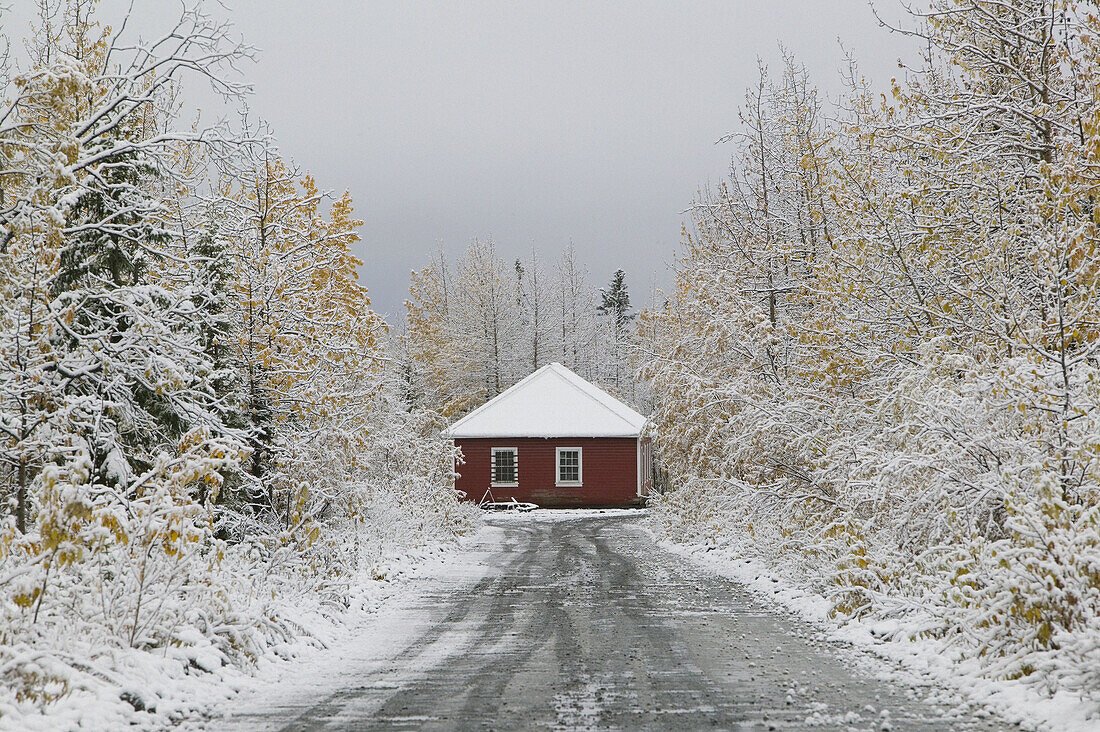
0, 5, 472, 718
597, 268, 633, 331
597, 268, 634, 394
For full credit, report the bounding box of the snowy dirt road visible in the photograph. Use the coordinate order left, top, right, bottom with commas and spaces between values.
209, 511, 1006, 731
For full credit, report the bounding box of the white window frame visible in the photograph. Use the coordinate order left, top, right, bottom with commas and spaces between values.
491, 447, 519, 488
556, 446, 583, 487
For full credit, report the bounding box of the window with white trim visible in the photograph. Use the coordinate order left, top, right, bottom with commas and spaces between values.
556, 447, 582, 486
491, 448, 518, 487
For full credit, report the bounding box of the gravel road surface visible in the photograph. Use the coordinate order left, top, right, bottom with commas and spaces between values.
215, 511, 1005, 731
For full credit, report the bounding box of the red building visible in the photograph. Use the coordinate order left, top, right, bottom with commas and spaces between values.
445, 363, 652, 508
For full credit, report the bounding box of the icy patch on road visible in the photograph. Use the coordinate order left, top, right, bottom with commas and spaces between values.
553, 677, 605, 730
486, 508, 648, 523
553, 673, 658, 731
655, 536, 1097, 732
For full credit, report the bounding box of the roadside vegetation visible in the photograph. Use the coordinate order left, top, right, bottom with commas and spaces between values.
639, 0, 1100, 715
0, 1, 474, 725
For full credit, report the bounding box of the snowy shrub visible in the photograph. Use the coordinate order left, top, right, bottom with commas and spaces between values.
0, 2, 475, 726
641, 0, 1100, 713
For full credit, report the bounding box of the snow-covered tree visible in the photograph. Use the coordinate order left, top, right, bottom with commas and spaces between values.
552, 242, 599, 381
596, 268, 635, 396
515, 250, 551, 373
404, 240, 642, 415
212, 148, 390, 534
0, 3, 472, 719
642, 3, 1100, 699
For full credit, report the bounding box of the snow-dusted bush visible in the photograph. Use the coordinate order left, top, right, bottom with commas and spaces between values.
642, 1, 1100, 712
0, 2, 475, 727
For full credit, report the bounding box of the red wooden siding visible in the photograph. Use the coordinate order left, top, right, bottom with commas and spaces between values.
455, 437, 641, 508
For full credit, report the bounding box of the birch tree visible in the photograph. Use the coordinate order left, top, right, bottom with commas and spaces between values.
404, 239, 645, 415
214, 149, 388, 531
515, 250, 551, 373
553, 242, 598, 381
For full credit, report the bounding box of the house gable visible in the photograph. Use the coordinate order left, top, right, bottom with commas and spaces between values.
444, 363, 646, 439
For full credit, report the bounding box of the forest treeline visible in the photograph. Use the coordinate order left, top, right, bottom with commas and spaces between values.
640, 1, 1100, 698
0, 1, 471, 719
403, 239, 642, 416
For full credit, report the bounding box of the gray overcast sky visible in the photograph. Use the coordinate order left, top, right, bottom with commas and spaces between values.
5, 1, 914, 319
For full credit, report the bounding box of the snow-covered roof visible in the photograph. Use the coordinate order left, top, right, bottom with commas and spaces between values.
444, 363, 647, 439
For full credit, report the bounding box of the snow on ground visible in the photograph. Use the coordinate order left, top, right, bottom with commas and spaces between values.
180, 522, 501, 731
486, 507, 649, 522
0, 523, 488, 732
193, 511, 639, 729
14, 507, 1089, 730
654, 534, 1099, 732
192, 509, 1021, 730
